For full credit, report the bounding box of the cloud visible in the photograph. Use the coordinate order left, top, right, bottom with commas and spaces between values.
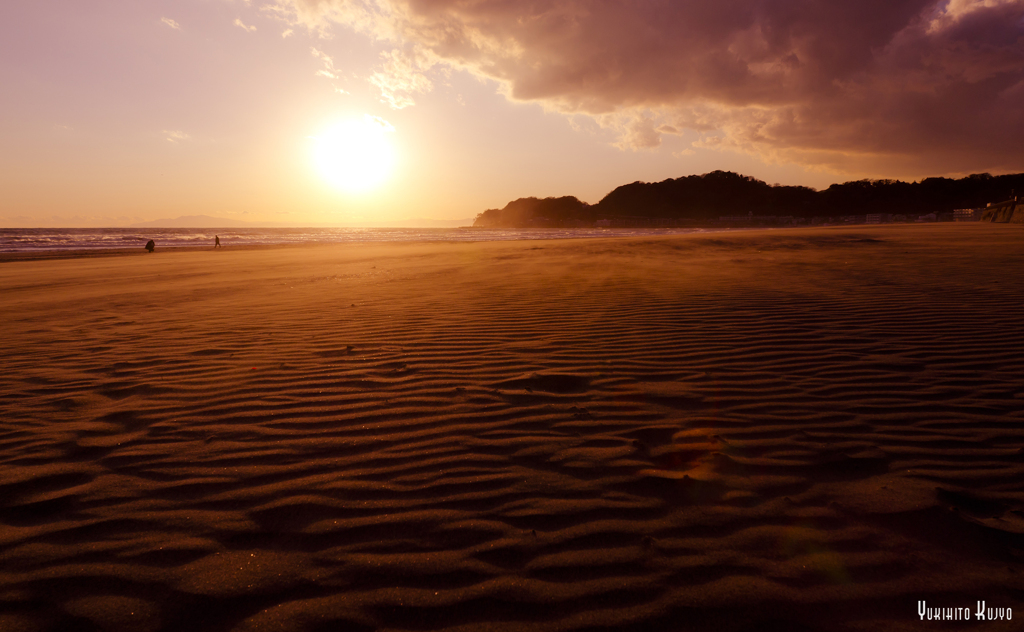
282, 28, 294, 38
927, 0, 1020, 32
312, 47, 339, 79
161, 17, 181, 30
366, 114, 396, 132
312, 47, 356, 94
163, 130, 190, 143
605, 113, 662, 150
271, 0, 1024, 177
368, 48, 436, 109
234, 18, 257, 33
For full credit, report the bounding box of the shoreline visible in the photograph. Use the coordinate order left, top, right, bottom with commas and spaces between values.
0, 222, 1005, 263
0, 242, 318, 263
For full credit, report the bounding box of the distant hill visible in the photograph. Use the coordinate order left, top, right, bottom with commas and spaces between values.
130, 215, 474, 228
381, 217, 475, 228
130, 215, 276, 228
474, 171, 1024, 227
474, 197, 590, 228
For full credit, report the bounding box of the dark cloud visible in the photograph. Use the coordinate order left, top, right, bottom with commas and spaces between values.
279, 0, 1024, 175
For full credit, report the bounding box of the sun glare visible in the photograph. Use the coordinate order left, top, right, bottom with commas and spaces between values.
312, 116, 395, 192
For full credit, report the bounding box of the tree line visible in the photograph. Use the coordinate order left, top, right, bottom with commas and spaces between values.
473, 170, 1024, 227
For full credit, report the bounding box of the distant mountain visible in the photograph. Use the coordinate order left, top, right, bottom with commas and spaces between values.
130, 215, 474, 228
378, 217, 475, 228
130, 215, 277, 228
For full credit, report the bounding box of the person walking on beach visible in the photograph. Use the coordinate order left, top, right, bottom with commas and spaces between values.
215, 235, 221, 248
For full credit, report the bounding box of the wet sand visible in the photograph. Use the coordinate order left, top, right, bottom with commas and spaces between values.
1, 224, 1023, 631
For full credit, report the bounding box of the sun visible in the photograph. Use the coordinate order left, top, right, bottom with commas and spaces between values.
312, 116, 395, 192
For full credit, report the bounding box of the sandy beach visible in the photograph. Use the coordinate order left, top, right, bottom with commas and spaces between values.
2, 224, 1023, 631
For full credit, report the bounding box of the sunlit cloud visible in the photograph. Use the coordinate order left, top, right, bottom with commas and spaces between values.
311, 47, 338, 79
366, 114, 395, 133
272, 0, 1024, 177
311, 48, 354, 95
161, 17, 181, 30
605, 114, 662, 151
282, 28, 294, 38
928, 0, 1020, 32
234, 18, 257, 33
164, 130, 190, 143
368, 48, 435, 109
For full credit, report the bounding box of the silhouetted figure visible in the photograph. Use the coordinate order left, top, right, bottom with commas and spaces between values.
145, 240, 155, 253
215, 235, 221, 248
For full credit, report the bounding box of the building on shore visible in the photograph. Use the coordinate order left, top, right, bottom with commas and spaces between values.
953, 208, 980, 221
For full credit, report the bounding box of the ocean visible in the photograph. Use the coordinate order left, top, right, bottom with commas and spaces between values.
0, 227, 714, 252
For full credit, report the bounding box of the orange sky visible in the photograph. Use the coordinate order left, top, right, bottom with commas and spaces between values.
2, 0, 1022, 227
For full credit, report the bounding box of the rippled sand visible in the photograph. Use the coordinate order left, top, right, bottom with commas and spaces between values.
2, 225, 1023, 631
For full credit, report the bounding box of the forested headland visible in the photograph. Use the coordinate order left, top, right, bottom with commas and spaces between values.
473, 171, 1024, 228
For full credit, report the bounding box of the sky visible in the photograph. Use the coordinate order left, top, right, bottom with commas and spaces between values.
1, 0, 1022, 227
